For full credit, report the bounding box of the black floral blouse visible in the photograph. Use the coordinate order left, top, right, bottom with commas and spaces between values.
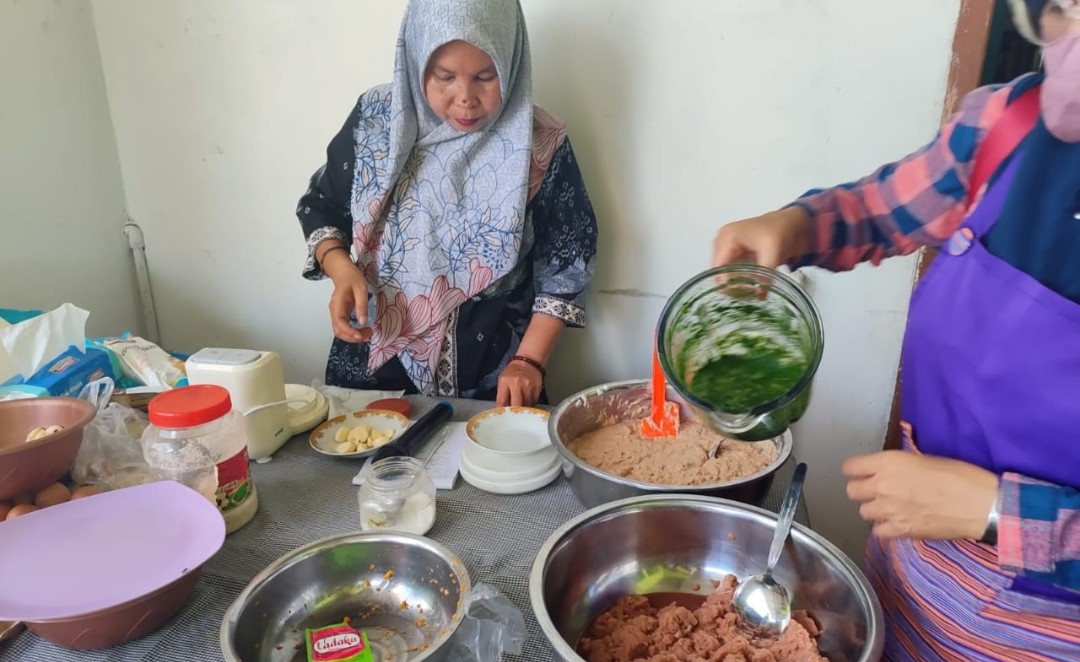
297, 105, 598, 400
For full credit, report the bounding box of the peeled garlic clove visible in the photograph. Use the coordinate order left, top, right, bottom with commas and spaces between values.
44, 425, 64, 435
25, 427, 47, 442
334, 426, 351, 443
348, 426, 369, 444
336, 441, 355, 454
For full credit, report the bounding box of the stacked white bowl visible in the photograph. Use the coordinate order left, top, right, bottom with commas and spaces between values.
460, 407, 562, 495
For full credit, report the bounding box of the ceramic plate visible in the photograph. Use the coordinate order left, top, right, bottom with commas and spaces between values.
459, 454, 562, 495
0, 481, 225, 621
309, 410, 410, 459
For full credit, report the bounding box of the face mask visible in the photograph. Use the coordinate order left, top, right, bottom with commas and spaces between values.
1041, 32, 1080, 142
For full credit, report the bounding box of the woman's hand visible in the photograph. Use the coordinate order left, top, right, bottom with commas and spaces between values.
320, 244, 371, 344
496, 360, 543, 407
712, 206, 812, 268
843, 451, 1000, 541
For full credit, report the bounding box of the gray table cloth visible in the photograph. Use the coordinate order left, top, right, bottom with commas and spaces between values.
3, 396, 810, 662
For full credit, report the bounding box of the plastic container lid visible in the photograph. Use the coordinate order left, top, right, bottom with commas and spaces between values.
367, 398, 413, 418
0, 481, 225, 621
148, 384, 232, 428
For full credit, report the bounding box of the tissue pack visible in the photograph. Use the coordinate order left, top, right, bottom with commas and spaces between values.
3, 345, 114, 397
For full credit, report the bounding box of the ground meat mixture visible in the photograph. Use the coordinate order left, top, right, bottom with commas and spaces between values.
568, 421, 779, 485
578, 575, 825, 662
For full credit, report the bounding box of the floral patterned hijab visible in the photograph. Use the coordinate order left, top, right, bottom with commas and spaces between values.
349, 0, 565, 393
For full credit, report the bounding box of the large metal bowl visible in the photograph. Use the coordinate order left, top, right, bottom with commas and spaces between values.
549, 380, 793, 508
221, 532, 471, 662
530, 495, 884, 662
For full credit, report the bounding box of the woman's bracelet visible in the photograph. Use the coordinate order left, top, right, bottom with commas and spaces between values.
318, 244, 350, 270
510, 355, 546, 380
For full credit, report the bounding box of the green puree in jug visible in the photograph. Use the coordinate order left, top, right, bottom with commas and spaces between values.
689, 343, 808, 413
679, 295, 810, 413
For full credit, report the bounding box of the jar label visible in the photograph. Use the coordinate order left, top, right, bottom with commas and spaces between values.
216, 448, 253, 513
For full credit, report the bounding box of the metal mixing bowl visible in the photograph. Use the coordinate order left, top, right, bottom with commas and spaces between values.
530, 495, 884, 662
221, 532, 471, 662
548, 380, 793, 508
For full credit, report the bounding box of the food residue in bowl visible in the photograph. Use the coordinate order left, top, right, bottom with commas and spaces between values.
568, 420, 779, 486
578, 575, 825, 662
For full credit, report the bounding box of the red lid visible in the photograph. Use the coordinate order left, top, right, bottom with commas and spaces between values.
148, 385, 233, 428
367, 398, 413, 418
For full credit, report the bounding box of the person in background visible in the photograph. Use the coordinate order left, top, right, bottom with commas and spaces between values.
711, 1, 1080, 659
296, 0, 597, 407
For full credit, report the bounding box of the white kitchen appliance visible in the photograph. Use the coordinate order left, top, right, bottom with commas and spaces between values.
184, 348, 289, 460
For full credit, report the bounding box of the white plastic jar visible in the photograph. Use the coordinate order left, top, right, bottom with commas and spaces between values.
358, 457, 436, 536
143, 385, 259, 533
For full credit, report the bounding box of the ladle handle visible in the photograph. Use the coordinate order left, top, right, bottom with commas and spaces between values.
767, 462, 807, 574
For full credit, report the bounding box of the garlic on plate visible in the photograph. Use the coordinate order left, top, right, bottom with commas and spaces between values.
331, 424, 396, 453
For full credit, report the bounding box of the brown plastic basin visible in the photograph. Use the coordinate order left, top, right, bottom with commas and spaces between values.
0, 397, 96, 501
25, 568, 202, 649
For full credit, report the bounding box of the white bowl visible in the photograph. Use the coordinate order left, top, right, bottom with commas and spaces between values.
459, 455, 562, 495
465, 407, 553, 473
309, 409, 409, 459
460, 444, 560, 483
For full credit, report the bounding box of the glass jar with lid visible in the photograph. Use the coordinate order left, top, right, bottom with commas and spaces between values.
358, 457, 436, 536
142, 385, 259, 533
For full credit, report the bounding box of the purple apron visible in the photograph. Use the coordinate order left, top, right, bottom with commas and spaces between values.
865, 151, 1080, 660
901, 152, 1080, 492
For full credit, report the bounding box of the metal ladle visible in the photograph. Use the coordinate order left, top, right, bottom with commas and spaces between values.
732, 462, 807, 634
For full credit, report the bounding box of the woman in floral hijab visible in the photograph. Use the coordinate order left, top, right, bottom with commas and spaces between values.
297, 0, 597, 405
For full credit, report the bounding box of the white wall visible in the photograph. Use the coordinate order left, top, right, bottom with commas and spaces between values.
0, 0, 138, 340
89, 0, 960, 559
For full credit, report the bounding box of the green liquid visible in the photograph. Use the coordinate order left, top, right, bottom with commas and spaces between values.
687, 342, 808, 413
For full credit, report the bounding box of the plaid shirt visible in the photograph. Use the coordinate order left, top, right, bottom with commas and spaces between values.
793, 75, 1080, 591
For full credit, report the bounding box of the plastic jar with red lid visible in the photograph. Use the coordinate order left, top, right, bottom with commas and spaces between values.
142, 385, 258, 533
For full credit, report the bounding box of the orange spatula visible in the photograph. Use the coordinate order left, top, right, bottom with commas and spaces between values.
641, 347, 680, 438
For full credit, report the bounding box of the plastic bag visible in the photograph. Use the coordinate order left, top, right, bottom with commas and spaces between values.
445, 584, 527, 662
311, 379, 404, 419
95, 334, 187, 390
72, 378, 152, 488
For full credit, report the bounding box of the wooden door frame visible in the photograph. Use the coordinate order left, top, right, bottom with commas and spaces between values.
883, 0, 997, 451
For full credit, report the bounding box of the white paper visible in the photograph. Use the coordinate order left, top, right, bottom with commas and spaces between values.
352, 422, 468, 491
0, 304, 89, 378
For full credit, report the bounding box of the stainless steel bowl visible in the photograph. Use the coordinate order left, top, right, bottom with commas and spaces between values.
530, 495, 884, 662
548, 380, 793, 508
221, 532, 471, 662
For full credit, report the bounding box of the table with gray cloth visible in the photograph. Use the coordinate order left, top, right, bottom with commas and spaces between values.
4, 396, 811, 662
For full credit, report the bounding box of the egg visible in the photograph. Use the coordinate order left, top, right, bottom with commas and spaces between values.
71, 485, 101, 500
6, 504, 40, 520
34, 482, 71, 508
0, 502, 11, 520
